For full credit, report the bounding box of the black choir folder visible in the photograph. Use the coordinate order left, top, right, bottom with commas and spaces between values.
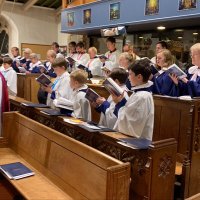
21, 102, 49, 108
85, 88, 100, 103
117, 138, 152, 149
103, 78, 123, 96
36, 73, 52, 86
0, 162, 35, 180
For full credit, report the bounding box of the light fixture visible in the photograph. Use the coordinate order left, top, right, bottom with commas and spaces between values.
178, 36, 183, 39
139, 36, 143, 39
175, 29, 184, 32
193, 32, 198, 35
157, 26, 166, 30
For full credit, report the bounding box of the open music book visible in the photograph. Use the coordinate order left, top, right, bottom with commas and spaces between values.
165, 64, 187, 79
0, 162, 35, 180
53, 97, 73, 111
66, 57, 76, 63
36, 73, 52, 86
85, 88, 100, 103
103, 78, 124, 96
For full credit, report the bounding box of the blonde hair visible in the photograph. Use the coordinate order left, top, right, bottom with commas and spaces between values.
119, 52, 134, 64
47, 50, 56, 58
158, 49, 174, 67
23, 48, 32, 54
70, 69, 88, 84
88, 47, 97, 54
30, 53, 38, 59
190, 43, 200, 54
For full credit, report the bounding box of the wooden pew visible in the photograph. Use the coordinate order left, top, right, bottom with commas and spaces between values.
79, 85, 200, 198
17, 73, 40, 103
0, 112, 130, 200
9, 96, 177, 200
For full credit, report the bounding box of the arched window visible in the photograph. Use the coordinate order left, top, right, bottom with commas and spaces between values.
0, 29, 9, 54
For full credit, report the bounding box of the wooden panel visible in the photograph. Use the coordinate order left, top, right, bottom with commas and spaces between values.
30, 77, 40, 103
48, 142, 107, 200
153, 105, 162, 140
65, 0, 97, 8
159, 107, 180, 140
17, 74, 25, 98
21, 43, 51, 60
0, 148, 72, 200
17, 124, 48, 165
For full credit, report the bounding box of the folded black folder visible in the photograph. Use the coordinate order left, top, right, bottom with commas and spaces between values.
21, 102, 49, 108
40, 109, 66, 116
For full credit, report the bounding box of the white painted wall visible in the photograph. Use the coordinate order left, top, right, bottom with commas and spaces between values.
1, 2, 58, 50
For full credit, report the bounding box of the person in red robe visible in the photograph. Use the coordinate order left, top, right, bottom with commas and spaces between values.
0, 72, 9, 135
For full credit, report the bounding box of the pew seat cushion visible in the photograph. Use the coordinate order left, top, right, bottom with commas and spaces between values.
0, 148, 72, 200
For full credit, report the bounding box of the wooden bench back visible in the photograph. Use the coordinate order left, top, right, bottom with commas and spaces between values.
3, 112, 130, 200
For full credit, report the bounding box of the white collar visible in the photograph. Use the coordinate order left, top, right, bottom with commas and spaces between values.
3, 67, 13, 72
74, 84, 88, 92
131, 81, 153, 90
188, 65, 200, 76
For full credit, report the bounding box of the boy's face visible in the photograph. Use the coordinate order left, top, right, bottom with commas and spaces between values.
106, 41, 115, 51
3, 63, 11, 69
128, 70, 142, 86
53, 66, 64, 76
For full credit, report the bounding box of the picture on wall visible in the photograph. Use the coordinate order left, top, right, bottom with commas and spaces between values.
178, 0, 197, 10
110, 2, 120, 20
145, 0, 159, 15
67, 12, 74, 27
83, 9, 91, 24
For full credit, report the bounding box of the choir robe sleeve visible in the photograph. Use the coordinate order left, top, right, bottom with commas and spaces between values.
98, 96, 117, 129
88, 59, 103, 76
152, 72, 180, 97
114, 91, 154, 140
187, 79, 200, 97
6, 70, 17, 96
75, 54, 90, 67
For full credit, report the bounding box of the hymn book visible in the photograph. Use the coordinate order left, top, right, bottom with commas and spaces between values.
85, 88, 100, 103
165, 64, 187, 79
36, 73, 52, 86
0, 162, 35, 180
53, 97, 73, 111
117, 138, 152, 149
103, 78, 123, 97
40, 109, 66, 116
66, 57, 76, 63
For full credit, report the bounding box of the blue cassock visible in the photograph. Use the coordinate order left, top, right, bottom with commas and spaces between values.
20, 58, 31, 71
152, 72, 181, 97
125, 78, 132, 91
30, 66, 40, 73
186, 71, 200, 97
44, 62, 57, 78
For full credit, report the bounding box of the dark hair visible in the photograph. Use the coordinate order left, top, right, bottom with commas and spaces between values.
69, 41, 76, 47
3, 57, 13, 65
157, 41, 168, 49
109, 67, 128, 84
0, 57, 3, 65
106, 37, 116, 44
52, 57, 67, 70
76, 41, 85, 49
128, 59, 151, 82
52, 42, 59, 48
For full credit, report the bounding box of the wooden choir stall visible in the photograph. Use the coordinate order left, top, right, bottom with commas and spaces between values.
0, 112, 130, 200
9, 95, 177, 200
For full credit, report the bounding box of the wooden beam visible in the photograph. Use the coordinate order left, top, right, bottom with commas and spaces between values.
23, 0, 38, 11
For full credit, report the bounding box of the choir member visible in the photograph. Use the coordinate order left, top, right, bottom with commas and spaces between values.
74, 42, 90, 67
86, 47, 102, 77
51, 42, 64, 58
180, 43, 200, 97
55, 69, 91, 121
100, 37, 121, 71
44, 50, 57, 78
152, 49, 182, 97
112, 59, 154, 140
0, 72, 9, 135
151, 41, 168, 64
43, 57, 72, 108
10, 47, 21, 73
1, 57, 17, 96
20, 48, 32, 71
95, 68, 129, 129
28, 53, 41, 74
118, 52, 134, 90
66, 41, 77, 72
123, 43, 140, 60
